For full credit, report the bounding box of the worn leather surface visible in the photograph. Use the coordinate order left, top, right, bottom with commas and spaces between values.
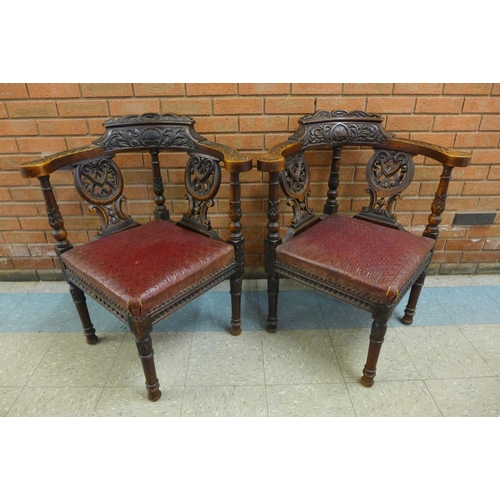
276, 214, 435, 305
61, 220, 234, 318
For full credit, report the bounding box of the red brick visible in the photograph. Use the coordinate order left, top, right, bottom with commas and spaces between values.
470, 225, 500, 238
315, 97, 367, 112
431, 251, 462, 263
27, 83, 80, 98
452, 166, 489, 180
265, 134, 290, 149
4, 231, 47, 244
433, 115, 481, 131
0, 202, 38, 217
462, 181, 500, 196
0, 218, 21, 230
0, 83, 29, 99
445, 238, 484, 251
0, 103, 7, 118
17, 137, 67, 154
194, 116, 238, 133
37, 119, 88, 136
483, 238, 500, 250
487, 166, 500, 180
58, 100, 108, 117
444, 83, 492, 95
12, 257, 55, 269
264, 97, 314, 114
493, 84, 500, 95
0, 244, 31, 257
214, 98, 263, 115
81, 83, 133, 97
469, 149, 500, 164
409, 133, 455, 148
480, 115, 500, 131
240, 115, 288, 133
461, 251, 499, 263
133, 83, 185, 96
415, 97, 464, 114
187, 83, 237, 95
454, 133, 499, 148
9, 188, 44, 202
343, 83, 393, 94
108, 99, 159, 116
239, 83, 290, 95
0, 139, 18, 153
160, 98, 211, 116
367, 97, 416, 113
386, 115, 433, 131
291, 83, 341, 95
0, 119, 38, 136
393, 83, 443, 94
463, 97, 500, 113
7, 101, 58, 118
216, 134, 264, 151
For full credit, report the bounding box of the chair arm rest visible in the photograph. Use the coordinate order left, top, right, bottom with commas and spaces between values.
257, 141, 303, 172
384, 138, 472, 167
19, 145, 105, 178
197, 140, 252, 174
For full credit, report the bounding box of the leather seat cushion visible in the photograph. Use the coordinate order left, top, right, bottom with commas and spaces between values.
61, 220, 235, 318
276, 214, 435, 305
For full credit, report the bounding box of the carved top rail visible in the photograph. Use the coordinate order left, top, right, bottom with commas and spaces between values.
20, 113, 252, 179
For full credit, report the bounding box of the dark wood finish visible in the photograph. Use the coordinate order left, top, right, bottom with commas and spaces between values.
20, 113, 252, 402
257, 109, 473, 388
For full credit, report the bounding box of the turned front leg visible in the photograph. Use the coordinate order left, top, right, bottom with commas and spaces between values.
69, 284, 98, 345
361, 309, 389, 387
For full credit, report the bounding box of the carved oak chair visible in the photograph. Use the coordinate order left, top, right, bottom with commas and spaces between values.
20, 113, 252, 401
257, 110, 472, 388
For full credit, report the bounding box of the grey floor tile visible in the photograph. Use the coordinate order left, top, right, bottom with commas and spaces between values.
93, 387, 184, 417
459, 324, 500, 375
317, 293, 373, 329
425, 377, 500, 417
263, 329, 342, 385
27, 332, 125, 387
153, 298, 199, 333
195, 291, 261, 331
181, 385, 267, 417
266, 384, 355, 417
0, 282, 38, 294
395, 325, 495, 379
106, 332, 192, 388
0, 293, 75, 333
186, 330, 264, 386
0, 333, 58, 386
329, 327, 421, 383
432, 287, 500, 324
471, 274, 500, 286
0, 387, 23, 417
31, 281, 69, 293
259, 289, 327, 330
389, 288, 456, 326
347, 380, 442, 417
6, 386, 102, 417
424, 275, 476, 287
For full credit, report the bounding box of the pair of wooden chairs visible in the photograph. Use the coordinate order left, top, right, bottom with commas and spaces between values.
20, 111, 472, 401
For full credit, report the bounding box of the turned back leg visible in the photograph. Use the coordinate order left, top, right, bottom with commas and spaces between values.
267, 275, 279, 333
402, 271, 427, 325
69, 284, 98, 345
230, 275, 242, 336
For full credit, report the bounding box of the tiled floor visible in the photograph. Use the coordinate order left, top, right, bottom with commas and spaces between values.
1, 275, 500, 417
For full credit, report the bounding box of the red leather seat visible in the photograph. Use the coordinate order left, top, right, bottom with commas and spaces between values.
276, 214, 435, 306
61, 220, 235, 318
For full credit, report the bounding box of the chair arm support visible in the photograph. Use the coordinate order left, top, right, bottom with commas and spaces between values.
257, 141, 303, 172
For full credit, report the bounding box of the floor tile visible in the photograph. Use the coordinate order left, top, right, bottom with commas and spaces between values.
65, 299, 129, 333
259, 289, 327, 330
106, 331, 192, 388
263, 329, 342, 385
0, 294, 28, 327
0, 387, 23, 417
93, 387, 184, 417
425, 377, 500, 417
424, 275, 476, 287
347, 380, 442, 417
181, 385, 267, 417
394, 325, 495, 379
186, 330, 264, 386
154, 298, 199, 333
195, 291, 261, 332
0, 282, 37, 294
257, 278, 315, 291
27, 332, 125, 387
329, 327, 421, 383
266, 384, 355, 417
6, 386, 102, 417
0, 293, 75, 333
0, 333, 58, 386
432, 286, 500, 324
459, 324, 500, 375
317, 293, 373, 329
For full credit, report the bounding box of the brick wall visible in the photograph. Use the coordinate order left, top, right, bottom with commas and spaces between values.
1, 82, 500, 280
